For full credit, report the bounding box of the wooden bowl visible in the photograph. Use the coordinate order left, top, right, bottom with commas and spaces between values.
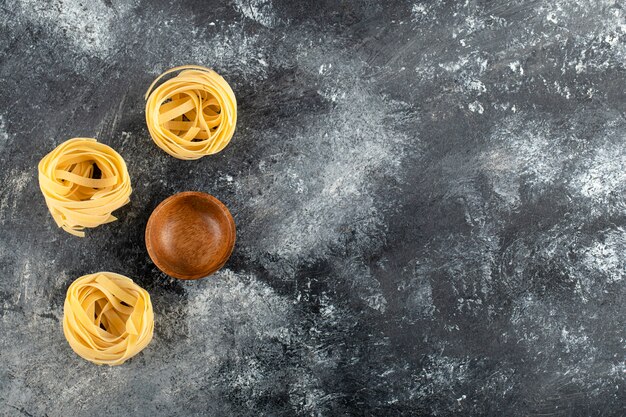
145, 192, 236, 280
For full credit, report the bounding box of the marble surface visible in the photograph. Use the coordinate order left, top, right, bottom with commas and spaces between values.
1, 0, 625, 415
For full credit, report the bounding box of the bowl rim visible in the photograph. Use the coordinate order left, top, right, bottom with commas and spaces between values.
145, 191, 236, 280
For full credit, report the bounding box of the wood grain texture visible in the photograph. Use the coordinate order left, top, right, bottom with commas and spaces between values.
145, 192, 236, 280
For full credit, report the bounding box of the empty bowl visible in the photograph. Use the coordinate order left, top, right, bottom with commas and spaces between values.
145, 191, 236, 280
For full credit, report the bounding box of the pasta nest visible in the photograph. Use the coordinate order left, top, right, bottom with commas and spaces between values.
63, 272, 154, 366
145, 65, 237, 160
38, 138, 132, 237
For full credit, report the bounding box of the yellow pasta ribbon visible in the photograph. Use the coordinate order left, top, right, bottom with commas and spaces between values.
38, 138, 132, 237
63, 272, 154, 366
145, 65, 237, 160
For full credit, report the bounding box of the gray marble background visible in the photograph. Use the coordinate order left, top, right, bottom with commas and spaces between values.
1, 0, 625, 415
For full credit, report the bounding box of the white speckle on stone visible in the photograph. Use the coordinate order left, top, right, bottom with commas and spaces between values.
572, 144, 626, 201
560, 326, 593, 354
233, 0, 280, 28
412, 355, 470, 399
412, 3, 427, 17
242, 67, 412, 262
186, 29, 270, 80
0, 170, 31, 222
439, 56, 469, 73
553, 81, 572, 99
467, 79, 486, 93
9, 0, 138, 56
318, 87, 345, 103
0, 115, 9, 152
609, 362, 626, 376
581, 230, 626, 283
319, 63, 332, 75
605, 34, 618, 47
463, 16, 484, 35
547, 12, 559, 24
468, 101, 484, 114
508, 61, 523, 75
481, 114, 566, 207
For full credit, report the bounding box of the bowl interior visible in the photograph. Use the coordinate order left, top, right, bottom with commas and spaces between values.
146, 192, 236, 280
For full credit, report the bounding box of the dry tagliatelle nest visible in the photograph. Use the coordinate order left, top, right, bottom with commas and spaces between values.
63, 272, 154, 366
145, 65, 237, 160
38, 137, 132, 237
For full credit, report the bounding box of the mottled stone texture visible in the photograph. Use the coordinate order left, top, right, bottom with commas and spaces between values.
1, 0, 625, 416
